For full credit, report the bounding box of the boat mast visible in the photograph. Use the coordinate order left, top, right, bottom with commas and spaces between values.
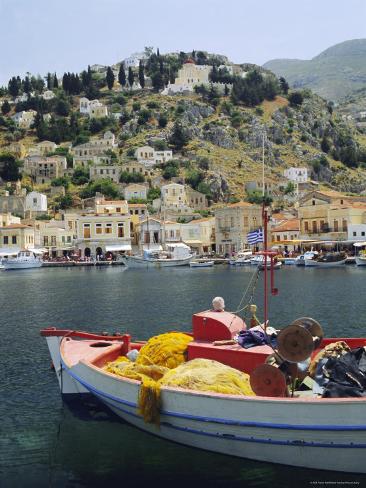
262, 132, 268, 329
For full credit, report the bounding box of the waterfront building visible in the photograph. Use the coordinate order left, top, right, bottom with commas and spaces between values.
215, 201, 262, 254
136, 218, 163, 250
75, 213, 131, 258
0, 224, 35, 253
298, 190, 366, 241
128, 203, 147, 245
271, 219, 300, 243
34, 220, 74, 257
180, 217, 215, 254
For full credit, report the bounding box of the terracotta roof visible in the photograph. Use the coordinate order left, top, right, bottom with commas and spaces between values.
227, 201, 255, 208
0, 224, 32, 229
271, 219, 300, 232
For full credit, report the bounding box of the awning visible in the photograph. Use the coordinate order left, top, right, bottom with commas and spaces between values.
28, 247, 47, 255
183, 240, 202, 245
167, 242, 190, 249
354, 242, 366, 247
142, 244, 163, 251
0, 247, 20, 256
105, 244, 132, 252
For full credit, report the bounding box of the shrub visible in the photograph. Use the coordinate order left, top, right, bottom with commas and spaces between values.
119, 171, 145, 183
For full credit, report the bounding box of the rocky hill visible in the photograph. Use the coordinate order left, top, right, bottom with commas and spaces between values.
264, 39, 366, 101
1, 49, 366, 212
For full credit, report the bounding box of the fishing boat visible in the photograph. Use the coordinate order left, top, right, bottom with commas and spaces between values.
251, 254, 282, 269
354, 242, 366, 266
3, 250, 43, 270
283, 257, 296, 265
229, 250, 253, 266
304, 252, 347, 267
189, 260, 214, 268
122, 243, 194, 268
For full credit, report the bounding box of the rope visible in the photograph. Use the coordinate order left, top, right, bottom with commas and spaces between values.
232, 266, 261, 314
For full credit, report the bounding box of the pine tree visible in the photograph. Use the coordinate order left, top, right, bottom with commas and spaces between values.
151, 72, 164, 92
62, 73, 70, 93
279, 77, 289, 95
138, 61, 145, 89
8, 77, 19, 97
106, 67, 115, 90
118, 63, 126, 87
128, 67, 134, 89
1, 100, 11, 115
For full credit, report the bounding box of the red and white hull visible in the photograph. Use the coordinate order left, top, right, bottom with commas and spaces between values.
42, 330, 366, 474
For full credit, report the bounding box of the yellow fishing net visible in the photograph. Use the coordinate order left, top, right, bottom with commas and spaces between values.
103, 333, 254, 424
160, 358, 254, 396
135, 332, 193, 369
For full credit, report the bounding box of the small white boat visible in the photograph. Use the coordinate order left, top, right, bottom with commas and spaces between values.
354, 242, 366, 266
122, 243, 194, 268
284, 257, 296, 265
251, 255, 282, 269
229, 250, 253, 266
295, 251, 318, 266
3, 250, 43, 270
190, 260, 214, 268
304, 252, 347, 267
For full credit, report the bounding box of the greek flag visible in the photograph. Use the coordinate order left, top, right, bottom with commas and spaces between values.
247, 228, 264, 245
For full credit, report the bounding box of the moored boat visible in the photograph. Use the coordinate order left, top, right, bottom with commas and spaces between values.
3, 250, 43, 270
41, 310, 366, 474
295, 251, 318, 266
122, 243, 194, 268
304, 252, 347, 267
229, 250, 253, 266
354, 242, 366, 266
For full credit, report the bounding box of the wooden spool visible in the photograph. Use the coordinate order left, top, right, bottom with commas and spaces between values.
277, 324, 315, 363
290, 317, 324, 349
250, 363, 287, 397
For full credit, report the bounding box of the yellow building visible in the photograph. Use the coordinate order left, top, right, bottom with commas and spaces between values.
181, 217, 215, 254
75, 213, 131, 258
215, 202, 262, 254
0, 224, 35, 254
298, 190, 366, 240
0, 213, 21, 227
128, 203, 147, 244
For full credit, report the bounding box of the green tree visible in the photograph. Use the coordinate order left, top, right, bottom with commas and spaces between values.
1, 100, 11, 115
151, 71, 164, 92
147, 187, 161, 201
119, 171, 145, 183
51, 176, 70, 189
288, 91, 304, 107
53, 73, 59, 89
106, 67, 115, 90
0, 153, 22, 181
56, 98, 70, 116
128, 67, 134, 88
279, 77, 289, 95
169, 121, 190, 150
138, 61, 145, 88
321, 136, 331, 153
72, 166, 90, 185
118, 63, 126, 88
158, 114, 168, 128
56, 193, 73, 209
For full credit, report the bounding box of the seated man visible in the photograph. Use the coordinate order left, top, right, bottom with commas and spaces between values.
212, 296, 225, 312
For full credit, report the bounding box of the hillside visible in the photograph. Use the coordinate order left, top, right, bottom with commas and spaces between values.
1, 50, 366, 213
264, 39, 366, 101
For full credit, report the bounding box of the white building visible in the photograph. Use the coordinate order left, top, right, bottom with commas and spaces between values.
89, 165, 121, 183
79, 97, 108, 118
162, 59, 212, 95
25, 191, 48, 213
348, 224, 366, 241
123, 52, 148, 69
72, 131, 117, 167
11, 110, 37, 129
284, 167, 308, 183
135, 146, 173, 166
28, 141, 58, 157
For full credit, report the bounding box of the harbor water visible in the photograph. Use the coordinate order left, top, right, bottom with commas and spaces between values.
1, 265, 366, 487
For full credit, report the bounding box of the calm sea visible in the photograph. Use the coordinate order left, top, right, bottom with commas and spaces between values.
1, 265, 366, 487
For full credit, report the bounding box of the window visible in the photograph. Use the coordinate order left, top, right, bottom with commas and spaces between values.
33, 198, 37, 205
105, 223, 112, 234
51, 236, 56, 246
83, 224, 91, 238
342, 219, 347, 232
67, 236, 71, 243
96, 223, 102, 235
304, 221, 309, 232
284, 235, 288, 241
362, 232, 366, 237
231, 217, 234, 227
12, 236, 17, 244
312, 221, 317, 234
44, 236, 49, 246
353, 231, 357, 237
312, 200, 315, 206
244, 216, 249, 227
116, 207, 121, 213
334, 220, 339, 232
118, 223, 124, 238
4, 236, 8, 244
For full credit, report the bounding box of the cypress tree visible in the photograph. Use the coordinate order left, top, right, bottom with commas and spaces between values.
46, 73, 52, 89
138, 61, 145, 89
128, 67, 134, 89
106, 67, 115, 90
53, 73, 58, 89
118, 63, 126, 87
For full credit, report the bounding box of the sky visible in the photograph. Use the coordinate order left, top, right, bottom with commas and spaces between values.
0, 0, 365, 86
